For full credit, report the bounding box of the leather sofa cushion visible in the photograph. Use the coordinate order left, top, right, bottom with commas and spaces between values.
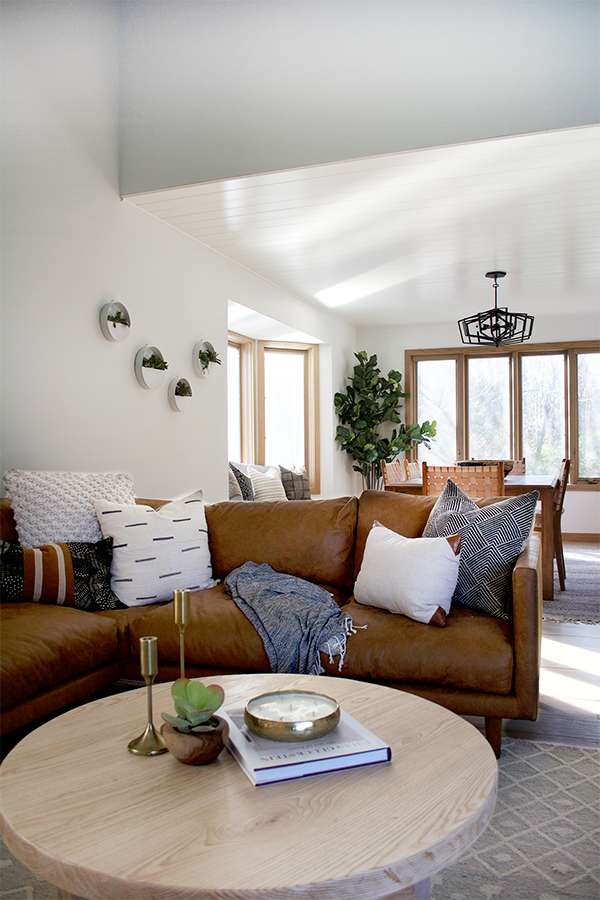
128, 585, 271, 673
206, 496, 358, 588
0, 603, 118, 709
321, 599, 514, 694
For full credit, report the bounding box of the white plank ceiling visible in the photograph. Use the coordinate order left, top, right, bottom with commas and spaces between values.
124, 126, 599, 329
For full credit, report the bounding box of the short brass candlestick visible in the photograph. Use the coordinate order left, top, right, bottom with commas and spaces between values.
128, 636, 168, 756
173, 589, 190, 679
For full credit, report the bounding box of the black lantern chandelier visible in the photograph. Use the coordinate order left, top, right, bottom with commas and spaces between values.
458, 271, 534, 347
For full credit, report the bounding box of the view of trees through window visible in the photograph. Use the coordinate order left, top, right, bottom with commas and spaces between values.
468, 357, 510, 460
578, 353, 600, 478
416, 359, 456, 465
522, 355, 566, 476
264, 350, 305, 469
410, 343, 598, 481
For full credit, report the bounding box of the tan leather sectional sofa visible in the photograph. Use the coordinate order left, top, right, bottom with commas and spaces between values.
0, 490, 542, 756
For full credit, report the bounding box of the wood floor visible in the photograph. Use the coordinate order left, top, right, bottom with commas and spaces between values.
464, 541, 600, 750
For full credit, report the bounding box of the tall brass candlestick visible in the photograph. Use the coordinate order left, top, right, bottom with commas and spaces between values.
127, 636, 168, 756
173, 589, 190, 679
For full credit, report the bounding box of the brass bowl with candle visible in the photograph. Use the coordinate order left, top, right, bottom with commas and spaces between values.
245, 690, 340, 742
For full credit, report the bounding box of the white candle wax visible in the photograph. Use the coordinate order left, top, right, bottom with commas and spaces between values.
248, 692, 337, 723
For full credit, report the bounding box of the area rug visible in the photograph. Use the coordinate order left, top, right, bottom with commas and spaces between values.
431, 739, 599, 900
543, 544, 600, 624
1, 739, 597, 900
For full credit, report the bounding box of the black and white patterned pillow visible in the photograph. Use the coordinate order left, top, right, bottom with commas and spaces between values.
229, 463, 255, 501
279, 465, 311, 500
423, 480, 538, 619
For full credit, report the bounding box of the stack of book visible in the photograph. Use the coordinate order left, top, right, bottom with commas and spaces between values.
219, 707, 391, 786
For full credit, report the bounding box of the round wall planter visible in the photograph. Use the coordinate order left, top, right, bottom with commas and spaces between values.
193, 340, 217, 378
134, 345, 168, 390
168, 377, 193, 412
100, 301, 131, 342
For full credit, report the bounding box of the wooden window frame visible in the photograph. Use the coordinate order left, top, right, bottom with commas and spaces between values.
228, 332, 255, 464
405, 340, 599, 487
257, 341, 320, 495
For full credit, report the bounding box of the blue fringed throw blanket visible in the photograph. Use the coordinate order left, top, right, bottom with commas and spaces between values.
224, 561, 360, 675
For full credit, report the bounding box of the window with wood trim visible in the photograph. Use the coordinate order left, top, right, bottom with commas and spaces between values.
227, 334, 320, 493
404, 341, 599, 484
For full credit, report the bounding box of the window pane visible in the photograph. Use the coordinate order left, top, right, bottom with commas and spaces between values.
264, 351, 305, 468
577, 352, 600, 478
521, 355, 566, 476
416, 359, 456, 464
227, 344, 241, 462
468, 357, 510, 459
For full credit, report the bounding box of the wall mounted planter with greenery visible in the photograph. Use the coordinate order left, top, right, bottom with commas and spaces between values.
134, 346, 169, 390
99, 301, 131, 342
192, 341, 221, 378
168, 378, 193, 412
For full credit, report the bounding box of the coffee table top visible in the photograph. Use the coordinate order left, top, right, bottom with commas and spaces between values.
0, 673, 497, 900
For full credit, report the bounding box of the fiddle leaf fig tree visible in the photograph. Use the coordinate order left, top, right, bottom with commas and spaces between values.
334, 351, 436, 490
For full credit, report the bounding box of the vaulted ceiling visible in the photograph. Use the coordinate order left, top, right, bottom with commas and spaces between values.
120, 2, 598, 331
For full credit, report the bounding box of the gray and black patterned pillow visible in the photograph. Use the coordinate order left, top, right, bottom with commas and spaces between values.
279, 465, 311, 500
423, 480, 538, 619
229, 463, 255, 501
0, 538, 125, 610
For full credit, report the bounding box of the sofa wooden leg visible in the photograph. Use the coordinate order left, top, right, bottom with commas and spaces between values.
485, 717, 503, 758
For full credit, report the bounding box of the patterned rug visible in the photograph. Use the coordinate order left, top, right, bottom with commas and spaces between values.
543, 545, 600, 624
1, 739, 598, 900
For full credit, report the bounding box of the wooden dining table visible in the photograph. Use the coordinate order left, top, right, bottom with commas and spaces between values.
384, 474, 559, 601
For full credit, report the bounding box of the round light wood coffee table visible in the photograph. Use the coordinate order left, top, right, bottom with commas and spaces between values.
0, 673, 497, 900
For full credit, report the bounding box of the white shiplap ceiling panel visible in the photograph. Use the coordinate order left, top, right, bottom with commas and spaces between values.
124, 126, 599, 328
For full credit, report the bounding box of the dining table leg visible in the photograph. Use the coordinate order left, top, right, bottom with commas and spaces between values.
539, 484, 555, 601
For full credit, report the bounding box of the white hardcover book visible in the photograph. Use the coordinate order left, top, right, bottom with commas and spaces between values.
220, 706, 391, 786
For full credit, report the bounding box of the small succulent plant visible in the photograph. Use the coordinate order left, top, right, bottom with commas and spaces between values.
162, 679, 224, 733
175, 379, 192, 397
198, 347, 221, 370
107, 310, 130, 328
142, 353, 168, 370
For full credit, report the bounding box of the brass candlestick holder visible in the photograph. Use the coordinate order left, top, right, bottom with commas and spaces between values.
173, 589, 190, 679
128, 636, 168, 756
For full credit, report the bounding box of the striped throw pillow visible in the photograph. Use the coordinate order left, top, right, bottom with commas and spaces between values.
0, 538, 123, 610
247, 466, 288, 502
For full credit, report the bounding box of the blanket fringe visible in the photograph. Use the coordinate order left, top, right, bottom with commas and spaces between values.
313, 615, 367, 675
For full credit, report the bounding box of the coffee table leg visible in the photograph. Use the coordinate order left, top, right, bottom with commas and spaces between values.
378, 876, 431, 899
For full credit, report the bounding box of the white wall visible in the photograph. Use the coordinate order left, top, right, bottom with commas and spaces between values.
357, 317, 600, 533
0, 1, 356, 503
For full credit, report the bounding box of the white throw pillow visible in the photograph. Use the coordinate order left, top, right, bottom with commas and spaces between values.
247, 466, 288, 501
354, 521, 461, 626
4, 470, 136, 549
93, 490, 216, 606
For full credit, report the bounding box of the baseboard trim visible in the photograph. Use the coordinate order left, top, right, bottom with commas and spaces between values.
564, 533, 600, 542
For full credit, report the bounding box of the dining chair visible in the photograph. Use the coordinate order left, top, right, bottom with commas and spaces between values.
381, 459, 406, 486
510, 458, 526, 475
422, 462, 505, 497
534, 458, 570, 591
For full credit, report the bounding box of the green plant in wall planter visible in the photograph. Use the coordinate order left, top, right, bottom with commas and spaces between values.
142, 353, 169, 370
107, 310, 130, 329
134, 345, 169, 390
193, 341, 221, 378
175, 380, 192, 397
99, 301, 131, 342
334, 351, 437, 490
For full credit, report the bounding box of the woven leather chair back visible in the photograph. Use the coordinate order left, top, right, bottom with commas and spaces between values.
422, 462, 505, 497
381, 460, 406, 485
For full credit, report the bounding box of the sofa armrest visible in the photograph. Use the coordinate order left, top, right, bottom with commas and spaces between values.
511, 533, 543, 720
